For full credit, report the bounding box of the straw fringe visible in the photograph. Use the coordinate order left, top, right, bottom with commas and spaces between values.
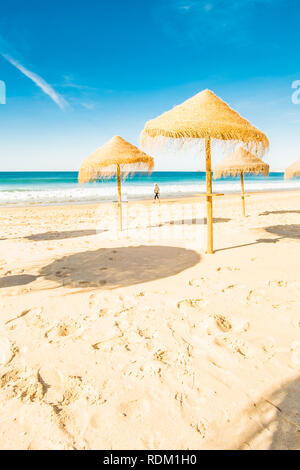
213, 146, 269, 179
284, 159, 300, 179
141, 133, 268, 161
214, 165, 269, 179
79, 161, 153, 183
140, 89, 269, 157
78, 136, 154, 184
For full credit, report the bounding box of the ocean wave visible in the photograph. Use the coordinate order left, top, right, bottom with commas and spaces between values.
0, 180, 300, 206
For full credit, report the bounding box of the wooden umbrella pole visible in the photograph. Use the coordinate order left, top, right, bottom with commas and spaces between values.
205, 137, 213, 253
116, 164, 122, 231
241, 171, 246, 217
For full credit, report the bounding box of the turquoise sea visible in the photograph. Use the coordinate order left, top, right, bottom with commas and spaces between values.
0, 171, 299, 206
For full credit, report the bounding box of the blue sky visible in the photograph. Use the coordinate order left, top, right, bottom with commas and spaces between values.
0, 0, 300, 171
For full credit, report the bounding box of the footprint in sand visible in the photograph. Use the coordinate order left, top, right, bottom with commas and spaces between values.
119, 398, 151, 420
89, 293, 127, 317
214, 315, 232, 332
214, 335, 249, 358
58, 376, 84, 405
259, 337, 276, 358
190, 421, 207, 439
0, 368, 44, 402
136, 291, 145, 297
0, 336, 13, 365
217, 266, 240, 272
40, 369, 98, 406
246, 288, 265, 304
118, 295, 138, 310
45, 319, 80, 341
221, 284, 237, 292
38, 366, 64, 403
267, 280, 288, 288
177, 299, 207, 315
214, 314, 249, 334
188, 278, 206, 287
21, 308, 47, 331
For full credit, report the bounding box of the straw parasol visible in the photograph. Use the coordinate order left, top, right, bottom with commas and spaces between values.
140, 89, 269, 253
214, 146, 269, 216
79, 135, 154, 230
284, 159, 300, 179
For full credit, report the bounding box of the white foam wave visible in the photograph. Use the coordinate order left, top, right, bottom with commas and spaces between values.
0, 179, 300, 206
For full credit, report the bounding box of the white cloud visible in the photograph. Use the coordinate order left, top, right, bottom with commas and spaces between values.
1, 45, 68, 110
81, 102, 95, 110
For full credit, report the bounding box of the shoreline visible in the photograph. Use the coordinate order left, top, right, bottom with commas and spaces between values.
1, 187, 300, 211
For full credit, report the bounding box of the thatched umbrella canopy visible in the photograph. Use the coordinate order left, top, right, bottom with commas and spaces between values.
140, 89, 269, 253
79, 135, 154, 229
79, 135, 154, 183
284, 159, 300, 179
214, 146, 269, 216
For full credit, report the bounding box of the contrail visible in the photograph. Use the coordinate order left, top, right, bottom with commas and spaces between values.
1, 53, 68, 110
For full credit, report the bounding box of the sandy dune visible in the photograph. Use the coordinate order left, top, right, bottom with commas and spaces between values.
0, 191, 299, 449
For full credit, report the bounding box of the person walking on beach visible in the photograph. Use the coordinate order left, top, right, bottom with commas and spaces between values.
154, 183, 160, 201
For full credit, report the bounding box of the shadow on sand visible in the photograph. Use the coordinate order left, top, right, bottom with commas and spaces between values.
148, 217, 230, 229
26, 229, 98, 241
265, 224, 300, 239
0, 274, 37, 288
40, 245, 201, 289
26, 220, 230, 241
216, 224, 300, 252
215, 237, 281, 253
259, 210, 300, 216
178, 217, 230, 224
235, 377, 300, 450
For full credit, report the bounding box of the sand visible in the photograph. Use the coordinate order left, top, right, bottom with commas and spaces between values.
0, 190, 299, 450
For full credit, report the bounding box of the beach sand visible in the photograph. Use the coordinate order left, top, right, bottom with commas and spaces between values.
0, 190, 299, 450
